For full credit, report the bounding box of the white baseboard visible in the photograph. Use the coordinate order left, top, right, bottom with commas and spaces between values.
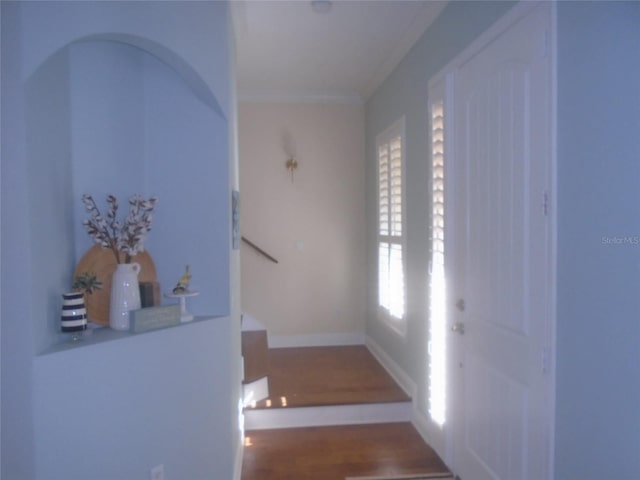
365, 335, 417, 400
366, 336, 451, 466
244, 401, 411, 430
411, 407, 432, 443
412, 408, 455, 478
268, 332, 366, 348
412, 407, 441, 454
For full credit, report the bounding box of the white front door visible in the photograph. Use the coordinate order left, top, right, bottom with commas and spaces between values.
448, 4, 553, 480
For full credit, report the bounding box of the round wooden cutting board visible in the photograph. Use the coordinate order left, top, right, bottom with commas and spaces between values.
73, 245, 158, 326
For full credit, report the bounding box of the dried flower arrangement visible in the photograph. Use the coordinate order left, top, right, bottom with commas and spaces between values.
81, 194, 158, 264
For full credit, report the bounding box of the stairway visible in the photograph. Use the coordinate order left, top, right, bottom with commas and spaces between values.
240, 318, 453, 480
243, 345, 413, 430
241, 321, 412, 430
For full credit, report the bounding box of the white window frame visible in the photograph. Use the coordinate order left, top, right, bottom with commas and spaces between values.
376, 116, 406, 336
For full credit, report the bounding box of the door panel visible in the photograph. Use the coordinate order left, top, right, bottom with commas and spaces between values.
449, 5, 552, 480
465, 354, 528, 480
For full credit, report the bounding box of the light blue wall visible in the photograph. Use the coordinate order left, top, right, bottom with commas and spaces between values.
1, 2, 241, 479
365, 0, 515, 456
69, 41, 146, 256
15, 1, 230, 111
555, 2, 640, 479
227, 11, 245, 463
1, 3, 37, 477
366, 0, 640, 477
33, 318, 235, 480
23, 46, 78, 354
66, 39, 230, 318
142, 47, 230, 314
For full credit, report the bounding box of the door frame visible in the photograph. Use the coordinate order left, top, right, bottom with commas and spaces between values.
426, 1, 557, 477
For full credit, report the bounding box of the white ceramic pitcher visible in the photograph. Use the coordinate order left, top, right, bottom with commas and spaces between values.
109, 262, 141, 331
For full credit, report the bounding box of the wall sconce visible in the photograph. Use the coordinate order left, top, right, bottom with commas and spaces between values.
286, 157, 298, 183
282, 130, 298, 183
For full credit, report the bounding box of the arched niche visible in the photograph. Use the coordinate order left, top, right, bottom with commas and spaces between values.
25, 36, 230, 351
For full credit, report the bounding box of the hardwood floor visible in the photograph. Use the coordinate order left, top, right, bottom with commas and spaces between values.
242, 422, 450, 480
245, 345, 410, 410
241, 345, 450, 479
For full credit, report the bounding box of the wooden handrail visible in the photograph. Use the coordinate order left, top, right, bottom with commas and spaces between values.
241, 236, 278, 264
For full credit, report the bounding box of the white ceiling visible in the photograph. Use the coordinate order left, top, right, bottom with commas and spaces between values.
231, 0, 447, 103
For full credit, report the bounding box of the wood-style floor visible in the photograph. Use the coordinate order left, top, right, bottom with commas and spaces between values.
241, 345, 450, 479
245, 345, 411, 410
242, 422, 450, 480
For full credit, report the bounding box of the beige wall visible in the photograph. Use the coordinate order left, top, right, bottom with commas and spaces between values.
239, 102, 366, 340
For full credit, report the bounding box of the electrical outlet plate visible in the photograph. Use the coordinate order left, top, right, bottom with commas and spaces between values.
150, 464, 164, 480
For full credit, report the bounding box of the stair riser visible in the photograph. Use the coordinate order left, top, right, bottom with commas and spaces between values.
243, 376, 270, 406
244, 401, 411, 430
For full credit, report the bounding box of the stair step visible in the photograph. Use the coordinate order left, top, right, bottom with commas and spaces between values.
243, 400, 412, 430
241, 329, 269, 384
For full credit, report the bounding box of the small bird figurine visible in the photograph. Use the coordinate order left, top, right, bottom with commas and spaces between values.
172, 265, 192, 294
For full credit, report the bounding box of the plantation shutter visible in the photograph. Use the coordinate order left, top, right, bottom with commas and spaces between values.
378, 144, 389, 236
429, 95, 446, 426
431, 102, 445, 269
389, 136, 403, 237
377, 119, 405, 326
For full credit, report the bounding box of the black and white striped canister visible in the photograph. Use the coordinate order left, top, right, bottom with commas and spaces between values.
61, 292, 87, 333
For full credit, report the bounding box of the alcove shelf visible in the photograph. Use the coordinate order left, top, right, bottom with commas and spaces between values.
27, 38, 230, 353
39, 315, 225, 357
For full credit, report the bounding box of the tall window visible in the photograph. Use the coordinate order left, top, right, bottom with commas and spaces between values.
377, 118, 405, 331
429, 85, 446, 427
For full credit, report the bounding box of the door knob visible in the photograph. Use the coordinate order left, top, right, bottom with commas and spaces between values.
451, 322, 465, 335
455, 298, 465, 312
